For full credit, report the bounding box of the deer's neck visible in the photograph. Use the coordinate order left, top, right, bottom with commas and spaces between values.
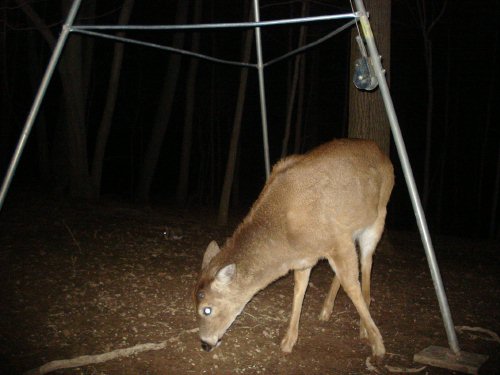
229, 218, 294, 297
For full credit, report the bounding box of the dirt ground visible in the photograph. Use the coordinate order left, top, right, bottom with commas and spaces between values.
0, 194, 499, 374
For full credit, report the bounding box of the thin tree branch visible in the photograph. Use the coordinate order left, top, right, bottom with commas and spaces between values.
14, 0, 55, 47
427, 0, 447, 35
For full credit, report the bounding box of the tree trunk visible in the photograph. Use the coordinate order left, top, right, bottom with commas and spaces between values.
16, 0, 92, 198
57, 0, 97, 199
135, 1, 189, 204
293, 46, 307, 154
435, 25, 452, 232
1, 14, 12, 170
302, 50, 320, 149
414, 0, 447, 211
51, 101, 71, 195
79, 0, 96, 107
476, 21, 498, 231
27, 33, 51, 183
60, 39, 91, 198
491, 147, 500, 238
90, 0, 135, 200
422, 37, 433, 209
176, 0, 203, 205
281, 1, 309, 158
217, 26, 254, 225
348, 0, 391, 155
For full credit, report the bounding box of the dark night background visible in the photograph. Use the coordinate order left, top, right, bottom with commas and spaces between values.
1, 0, 499, 238
1, 3, 500, 373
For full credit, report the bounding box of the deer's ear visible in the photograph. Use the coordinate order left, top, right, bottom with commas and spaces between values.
212, 263, 236, 291
202, 241, 220, 269
215, 264, 236, 285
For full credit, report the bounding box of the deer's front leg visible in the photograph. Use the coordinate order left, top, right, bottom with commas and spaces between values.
281, 268, 311, 353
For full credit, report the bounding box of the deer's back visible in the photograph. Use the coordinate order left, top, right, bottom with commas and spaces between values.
253, 139, 394, 256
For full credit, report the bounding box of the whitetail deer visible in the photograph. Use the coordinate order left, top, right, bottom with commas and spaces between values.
194, 139, 394, 358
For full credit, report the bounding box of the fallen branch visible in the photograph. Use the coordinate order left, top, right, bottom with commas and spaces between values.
455, 325, 500, 343
25, 328, 199, 375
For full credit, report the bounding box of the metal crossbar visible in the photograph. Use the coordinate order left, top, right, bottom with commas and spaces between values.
71, 13, 358, 31
70, 18, 357, 70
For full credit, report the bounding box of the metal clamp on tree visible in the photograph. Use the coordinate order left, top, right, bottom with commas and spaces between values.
353, 34, 379, 91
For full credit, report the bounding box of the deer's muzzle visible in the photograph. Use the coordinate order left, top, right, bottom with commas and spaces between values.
201, 338, 222, 352
201, 340, 214, 352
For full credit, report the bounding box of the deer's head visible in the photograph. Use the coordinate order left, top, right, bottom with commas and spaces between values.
194, 241, 247, 352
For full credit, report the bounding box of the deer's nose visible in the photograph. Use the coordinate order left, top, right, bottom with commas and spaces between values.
201, 340, 213, 352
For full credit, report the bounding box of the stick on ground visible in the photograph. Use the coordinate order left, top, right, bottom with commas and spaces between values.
25, 328, 199, 375
25, 341, 167, 375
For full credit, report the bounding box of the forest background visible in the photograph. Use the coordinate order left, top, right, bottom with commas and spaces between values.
1, 0, 498, 238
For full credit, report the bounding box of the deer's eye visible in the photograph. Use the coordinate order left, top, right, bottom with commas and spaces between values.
203, 306, 212, 316
197, 291, 205, 300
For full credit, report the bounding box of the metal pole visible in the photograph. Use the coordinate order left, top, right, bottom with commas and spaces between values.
0, 0, 84, 211
253, 0, 271, 178
352, 0, 460, 354
72, 13, 357, 31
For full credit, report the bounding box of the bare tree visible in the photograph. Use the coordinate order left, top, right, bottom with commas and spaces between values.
27, 32, 50, 183
61, 0, 96, 199
1, 7, 13, 170
407, 0, 447, 210
348, 0, 392, 155
477, 14, 498, 232
177, 0, 203, 206
281, 1, 309, 158
434, 23, 453, 232
135, 0, 190, 204
217, 24, 254, 225
17, 0, 96, 199
90, 0, 135, 200
293, 46, 307, 154
491, 148, 500, 238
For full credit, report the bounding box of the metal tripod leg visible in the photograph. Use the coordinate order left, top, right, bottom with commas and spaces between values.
352, 1, 487, 373
0, 0, 83, 210
252, 0, 271, 179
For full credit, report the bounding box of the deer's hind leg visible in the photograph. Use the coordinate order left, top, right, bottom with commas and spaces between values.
357, 210, 387, 338
328, 238, 385, 359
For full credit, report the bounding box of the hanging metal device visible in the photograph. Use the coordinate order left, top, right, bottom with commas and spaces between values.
353, 35, 378, 90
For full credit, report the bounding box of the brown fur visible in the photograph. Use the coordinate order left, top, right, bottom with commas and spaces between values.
194, 138, 394, 358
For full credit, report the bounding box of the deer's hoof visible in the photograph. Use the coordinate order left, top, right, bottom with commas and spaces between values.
280, 332, 297, 353
318, 309, 331, 321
